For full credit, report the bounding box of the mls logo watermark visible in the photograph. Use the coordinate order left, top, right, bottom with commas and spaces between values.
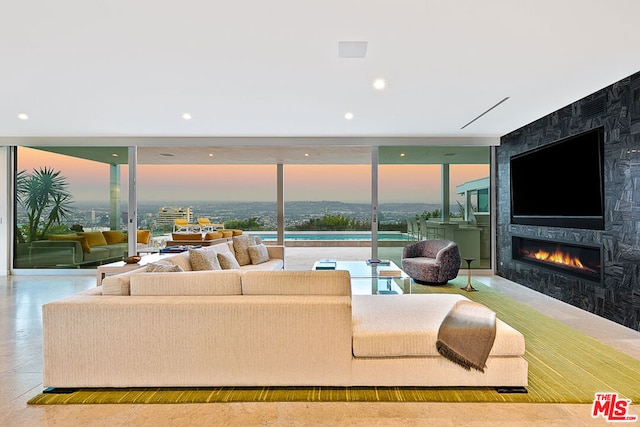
592, 392, 638, 422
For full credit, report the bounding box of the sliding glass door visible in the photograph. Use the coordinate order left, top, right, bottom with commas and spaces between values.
12, 144, 492, 271
14, 146, 129, 269
377, 146, 491, 269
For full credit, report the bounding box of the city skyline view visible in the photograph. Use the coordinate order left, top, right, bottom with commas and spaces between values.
17, 147, 489, 204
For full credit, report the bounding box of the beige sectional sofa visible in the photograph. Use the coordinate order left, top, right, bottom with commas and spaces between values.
100, 238, 284, 295
42, 243, 528, 389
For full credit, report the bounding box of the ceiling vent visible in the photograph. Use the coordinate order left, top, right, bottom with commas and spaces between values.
338, 41, 368, 58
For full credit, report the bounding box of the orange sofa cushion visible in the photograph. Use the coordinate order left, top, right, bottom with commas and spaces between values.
137, 229, 151, 244
77, 231, 108, 247
48, 233, 91, 253
171, 233, 202, 241
102, 230, 126, 244
204, 231, 224, 240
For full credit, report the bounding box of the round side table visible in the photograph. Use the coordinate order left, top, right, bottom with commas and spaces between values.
461, 257, 477, 292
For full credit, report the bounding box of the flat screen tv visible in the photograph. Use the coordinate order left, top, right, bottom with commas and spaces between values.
510, 126, 605, 230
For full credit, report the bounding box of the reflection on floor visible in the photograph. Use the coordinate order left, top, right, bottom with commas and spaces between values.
2, 247, 639, 426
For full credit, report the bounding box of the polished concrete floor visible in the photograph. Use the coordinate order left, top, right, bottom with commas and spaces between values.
2, 247, 639, 426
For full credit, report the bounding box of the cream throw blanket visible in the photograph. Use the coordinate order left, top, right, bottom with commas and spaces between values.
436, 300, 497, 372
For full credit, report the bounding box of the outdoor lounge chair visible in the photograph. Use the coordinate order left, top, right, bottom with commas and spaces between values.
197, 217, 222, 232
173, 219, 200, 233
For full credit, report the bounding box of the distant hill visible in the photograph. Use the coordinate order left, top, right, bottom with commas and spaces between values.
72, 200, 451, 227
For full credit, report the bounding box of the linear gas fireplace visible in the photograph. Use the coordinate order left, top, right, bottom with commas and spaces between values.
512, 236, 603, 283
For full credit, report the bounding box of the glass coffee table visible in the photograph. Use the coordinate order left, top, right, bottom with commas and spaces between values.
312, 260, 411, 295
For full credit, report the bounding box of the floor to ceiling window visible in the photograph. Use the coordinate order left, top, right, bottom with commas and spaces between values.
377, 146, 491, 269
377, 162, 442, 266
14, 146, 129, 269
450, 164, 491, 268
135, 160, 277, 242
11, 144, 492, 271
283, 163, 371, 244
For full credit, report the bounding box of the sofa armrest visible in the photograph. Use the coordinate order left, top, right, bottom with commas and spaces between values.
29, 240, 83, 266
266, 245, 285, 266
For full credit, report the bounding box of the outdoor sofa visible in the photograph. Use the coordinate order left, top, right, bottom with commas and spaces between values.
28, 230, 151, 268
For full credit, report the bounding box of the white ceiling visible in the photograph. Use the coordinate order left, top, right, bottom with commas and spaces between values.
2, 0, 640, 142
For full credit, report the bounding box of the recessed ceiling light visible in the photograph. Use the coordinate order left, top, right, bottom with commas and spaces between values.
373, 79, 386, 90
304, 153, 309, 157
208, 153, 213, 157
182, 113, 192, 120
112, 153, 118, 157
17, 113, 29, 120
344, 112, 354, 120
400, 153, 405, 157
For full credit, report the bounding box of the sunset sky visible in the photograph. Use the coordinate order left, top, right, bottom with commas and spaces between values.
17, 147, 489, 204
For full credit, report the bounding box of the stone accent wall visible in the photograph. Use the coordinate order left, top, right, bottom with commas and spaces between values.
496, 71, 640, 332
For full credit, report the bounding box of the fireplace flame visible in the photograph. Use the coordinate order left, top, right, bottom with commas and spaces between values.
530, 248, 586, 270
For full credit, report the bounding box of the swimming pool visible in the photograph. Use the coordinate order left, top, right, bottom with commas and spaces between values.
254, 231, 407, 241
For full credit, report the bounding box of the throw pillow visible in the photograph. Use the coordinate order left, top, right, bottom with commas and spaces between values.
217, 251, 241, 270
232, 234, 253, 266
47, 233, 78, 240
137, 229, 151, 244
146, 262, 184, 273
78, 231, 108, 247
189, 248, 222, 271
48, 233, 91, 253
102, 230, 126, 244
248, 243, 270, 265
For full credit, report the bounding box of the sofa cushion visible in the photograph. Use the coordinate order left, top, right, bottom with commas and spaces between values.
47, 233, 78, 240
78, 231, 108, 247
189, 248, 222, 271
351, 294, 525, 358
102, 230, 126, 244
82, 247, 110, 262
211, 241, 233, 254
232, 229, 243, 236
129, 270, 243, 296
164, 252, 193, 271
146, 262, 184, 273
217, 251, 240, 270
137, 229, 151, 244
241, 270, 352, 296
221, 229, 233, 238
240, 259, 284, 271
232, 234, 254, 266
248, 243, 269, 265
102, 243, 127, 258
204, 231, 223, 240
48, 233, 91, 253
101, 267, 147, 295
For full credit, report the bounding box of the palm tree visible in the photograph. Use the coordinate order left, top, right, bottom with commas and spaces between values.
16, 166, 74, 242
